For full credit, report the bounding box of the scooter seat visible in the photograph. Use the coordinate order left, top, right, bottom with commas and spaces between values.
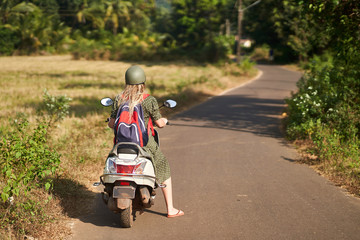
117, 144, 139, 154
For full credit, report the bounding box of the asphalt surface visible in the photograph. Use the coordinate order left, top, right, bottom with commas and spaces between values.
71, 65, 360, 240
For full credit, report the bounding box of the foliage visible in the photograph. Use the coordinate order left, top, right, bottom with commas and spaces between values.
40, 89, 72, 125
4, 0, 348, 63
1, 1, 70, 54
237, 57, 255, 75
71, 29, 176, 61
170, 0, 232, 62
239, 0, 293, 62
0, 115, 61, 235
273, 1, 329, 62
250, 44, 270, 62
0, 26, 19, 55
285, 0, 360, 187
0, 91, 71, 237
0, 115, 60, 203
0, 0, 246, 62
195, 35, 234, 63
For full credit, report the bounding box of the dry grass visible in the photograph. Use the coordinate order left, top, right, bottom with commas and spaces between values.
0, 55, 257, 238
290, 139, 360, 197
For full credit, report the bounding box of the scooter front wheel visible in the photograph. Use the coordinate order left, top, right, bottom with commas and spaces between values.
119, 201, 133, 228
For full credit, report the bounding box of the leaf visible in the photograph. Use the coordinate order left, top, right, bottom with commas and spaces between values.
3, 185, 11, 193
5, 169, 12, 178
45, 182, 51, 191
1, 192, 9, 203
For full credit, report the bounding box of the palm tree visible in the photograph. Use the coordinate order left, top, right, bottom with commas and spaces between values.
104, 0, 132, 35
76, 0, 105, 30
6, 2, 47, 53
0, 0, 18, 24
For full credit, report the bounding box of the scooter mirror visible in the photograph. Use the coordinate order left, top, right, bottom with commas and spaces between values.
101, 97, 114, 107
164, 100, 177, 108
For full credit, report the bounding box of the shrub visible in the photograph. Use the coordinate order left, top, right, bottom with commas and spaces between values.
0, 27, 19, 56
70, 30, 177, 61
285, 52, 360, 187
200, 35, 234, 63
250, 44, 270, 62
39, 89, 72, 126
0, 91, 71, 237
0, 115, 61, 236
238, 57, 256, 75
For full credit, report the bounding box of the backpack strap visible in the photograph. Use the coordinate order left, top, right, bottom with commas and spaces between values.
143, 94, 155, 137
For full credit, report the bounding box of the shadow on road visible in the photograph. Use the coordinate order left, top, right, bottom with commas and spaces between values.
74, 192, 167, 229
173, 94, 289, 140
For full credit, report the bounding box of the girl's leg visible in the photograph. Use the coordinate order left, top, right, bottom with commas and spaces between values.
161, 177, 184, 217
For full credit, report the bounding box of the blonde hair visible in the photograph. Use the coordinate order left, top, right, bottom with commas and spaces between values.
118, 84, 145, 119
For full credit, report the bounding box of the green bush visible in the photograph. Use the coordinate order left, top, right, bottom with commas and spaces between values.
70, 30, 234, 63
0, 114, 60, 201
0, 27, 19, 55
250, 44, 270, 62
286, 53, 359, 140
238, 57, 256, 75
40, 89, 72, 125
70, 30, 177, 61
0, 91, 71, 236
285, 53, 360, 181
199, 35, 234, 63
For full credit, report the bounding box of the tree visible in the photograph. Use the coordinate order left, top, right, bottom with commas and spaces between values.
272, 1, 330, 62
5, 2, 51, 53
76, 0, 105, 30
285, 0, 360, 174
4, 1, 69, 54
104, 0, 132, 34
170, 0, 232, 61
0, 0, 21, 24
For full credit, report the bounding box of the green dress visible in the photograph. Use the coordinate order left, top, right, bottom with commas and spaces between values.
110, 95, 171, 183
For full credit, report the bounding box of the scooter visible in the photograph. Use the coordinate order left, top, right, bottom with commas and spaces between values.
96, 97, 176, 228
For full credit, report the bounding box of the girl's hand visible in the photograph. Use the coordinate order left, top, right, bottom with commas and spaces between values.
108, 118, 115, 128
155, 118, 167, 128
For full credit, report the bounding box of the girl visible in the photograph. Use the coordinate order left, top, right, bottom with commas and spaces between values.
108, 65, 184, 218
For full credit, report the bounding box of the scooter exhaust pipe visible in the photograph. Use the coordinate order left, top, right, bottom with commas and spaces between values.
139, 186, 151, 208
101, 192, 109, 205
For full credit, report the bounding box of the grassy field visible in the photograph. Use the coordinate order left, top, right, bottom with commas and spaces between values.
0, 55, 257, 239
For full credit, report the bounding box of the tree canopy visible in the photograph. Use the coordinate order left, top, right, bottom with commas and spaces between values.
0, 0, 359, 64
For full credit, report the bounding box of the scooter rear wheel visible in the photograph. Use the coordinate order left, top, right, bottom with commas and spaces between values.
119, 201, 133, 228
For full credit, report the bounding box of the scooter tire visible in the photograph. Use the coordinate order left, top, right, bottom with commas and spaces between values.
119, 202, 133, 228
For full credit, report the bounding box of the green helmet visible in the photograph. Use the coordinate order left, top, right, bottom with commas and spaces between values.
125, 65, 146, 85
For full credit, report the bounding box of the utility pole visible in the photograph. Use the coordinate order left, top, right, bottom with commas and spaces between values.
236, 0, 243, 64
236, 0, 261, 64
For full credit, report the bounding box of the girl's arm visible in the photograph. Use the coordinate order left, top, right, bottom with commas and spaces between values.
154, 118, 168, 128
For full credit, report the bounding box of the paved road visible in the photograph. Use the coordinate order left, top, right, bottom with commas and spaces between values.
72, 65, 360, 240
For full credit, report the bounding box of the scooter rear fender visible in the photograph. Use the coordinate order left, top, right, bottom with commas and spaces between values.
111, 181, 136, 210
116, 198, 131, 210
113, 185, 136, 199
